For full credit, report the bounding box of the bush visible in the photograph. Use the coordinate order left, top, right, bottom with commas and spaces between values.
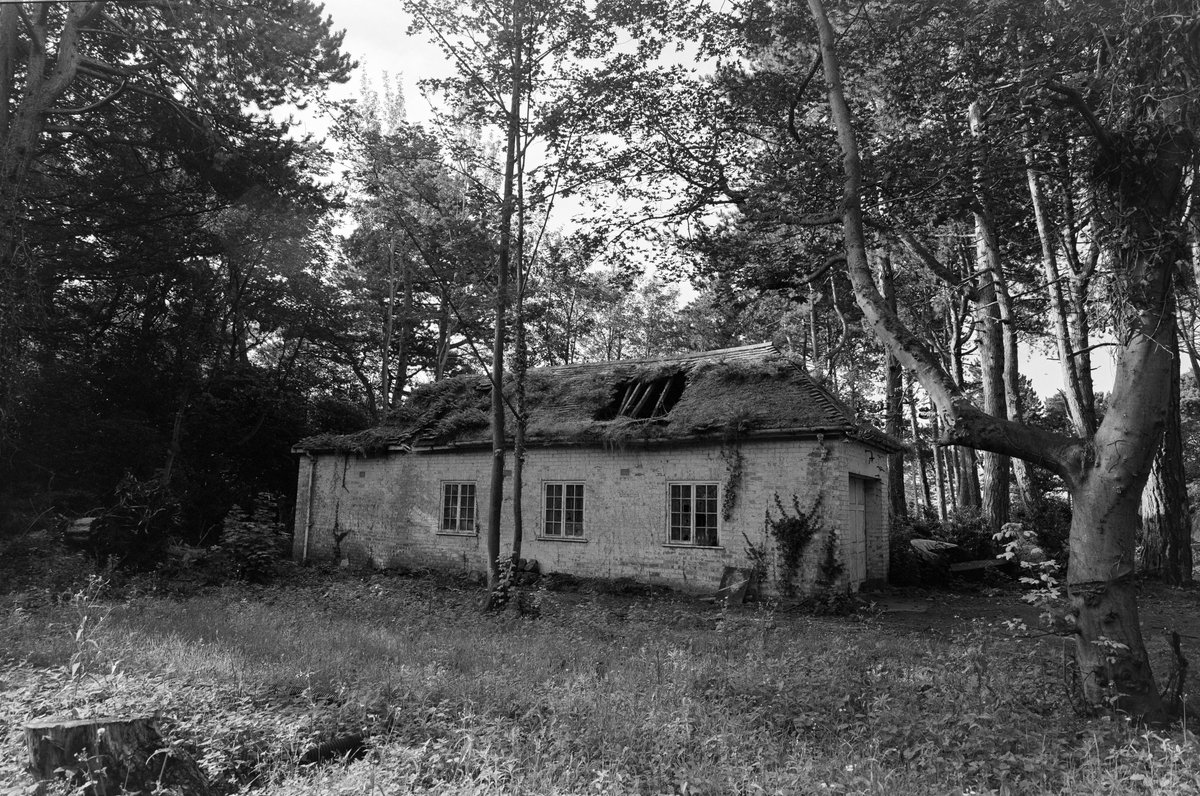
934, 508, 994, 559
889, 506, 946, 587
1012, 495, 1071, 564
89, 475, 179, 571
889, 507, 996, 587
213, 508, 285, 583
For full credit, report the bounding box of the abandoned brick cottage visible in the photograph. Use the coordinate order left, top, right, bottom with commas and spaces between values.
292, 343, 898, 593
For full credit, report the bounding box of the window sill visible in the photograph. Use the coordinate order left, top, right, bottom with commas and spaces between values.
436, 530, 478, 537
537, 535, 588, 543
663, 543, 725, 550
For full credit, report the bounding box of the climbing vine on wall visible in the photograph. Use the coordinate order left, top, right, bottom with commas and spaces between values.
719, 445, 744, 521
766, 493, 825, 596
818, 529, 844, 587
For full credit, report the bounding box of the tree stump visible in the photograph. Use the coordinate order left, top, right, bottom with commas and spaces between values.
24, 716, 210, 795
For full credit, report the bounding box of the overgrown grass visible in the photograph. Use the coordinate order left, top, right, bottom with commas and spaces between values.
3, 539, 1200, 794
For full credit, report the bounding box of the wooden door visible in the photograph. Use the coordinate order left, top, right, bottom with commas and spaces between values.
846, 476, 869, 586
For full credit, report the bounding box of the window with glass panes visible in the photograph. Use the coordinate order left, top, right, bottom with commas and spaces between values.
440, 482, 477, 533
543, 482, 585, 537
668, 483, 719, 546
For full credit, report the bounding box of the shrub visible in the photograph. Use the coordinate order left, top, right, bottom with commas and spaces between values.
214, 509, 283, 583
889, 506, 945, 587
1012, 495, 1071, 564
89, 475, 179, 571
934, 508, 994, 560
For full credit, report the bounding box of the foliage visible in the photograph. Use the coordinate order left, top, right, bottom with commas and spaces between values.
0, 1, 353, 449
1012, 495, 1072, 565
0, 0, 358, 553
889, 506, 994, 587
64, 575, 113, 692
742, 532, 769, 585
765, 492, 824, 596
933, 509, 997, 561
719, 444, 744, 521
995, 524, 1064, 608
212, 508, 285, 583
817, 529, 845, 587
89, 475, 179, 571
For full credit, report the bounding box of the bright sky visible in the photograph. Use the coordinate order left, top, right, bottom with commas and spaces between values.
299, 0, 443, 136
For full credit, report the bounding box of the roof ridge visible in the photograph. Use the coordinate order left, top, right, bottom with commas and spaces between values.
533, 342, 780, 376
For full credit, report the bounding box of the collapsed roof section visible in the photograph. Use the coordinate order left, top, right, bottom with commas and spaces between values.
296, 343, 902, 454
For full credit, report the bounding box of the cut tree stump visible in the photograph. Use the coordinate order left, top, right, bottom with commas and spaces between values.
24, 716, 210, 795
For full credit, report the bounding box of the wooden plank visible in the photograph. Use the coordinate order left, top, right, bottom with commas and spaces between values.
948, 559, 1003, 572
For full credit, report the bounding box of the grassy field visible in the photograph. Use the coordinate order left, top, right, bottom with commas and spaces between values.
3, 535, 1200, 795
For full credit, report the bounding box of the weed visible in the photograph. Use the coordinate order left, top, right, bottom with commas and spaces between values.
4, 566, 1200, 795
63, 575, 116, 704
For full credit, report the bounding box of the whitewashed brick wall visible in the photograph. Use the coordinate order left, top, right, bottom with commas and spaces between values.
293, 436, 890, 593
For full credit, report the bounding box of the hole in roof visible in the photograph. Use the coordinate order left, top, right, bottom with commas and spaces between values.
595, 372, 688, 421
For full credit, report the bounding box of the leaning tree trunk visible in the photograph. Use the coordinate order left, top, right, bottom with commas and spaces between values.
876, 248, 908, 519
807, 0, 1187, 719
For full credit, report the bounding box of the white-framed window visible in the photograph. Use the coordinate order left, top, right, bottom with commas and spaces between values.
668, 482, 720, 546
440, 482, 477, 533
543, 482, 585, 538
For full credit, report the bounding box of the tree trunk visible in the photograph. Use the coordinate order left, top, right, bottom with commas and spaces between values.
930, 402, 948, 520
1026, 147, 1094, 436
486, 0, 525, 590
992, 252, 1039, 514
380, 241, 396, 422
1069, 475, 1169, 720
160, 388, 189, 488
969, 103, 1010, 531
511, 227, 528, 564
907, 374, 931, 511
948, 306, 981, 510
944, 443, 957, 513
25, 716, 210, 796
955, 447, 981, 510
390, 256, 414, 411
1139, 323, 1192, 585
876, 248, 907, 519
1061, 172, 1098, 422
436, 298, 454, 380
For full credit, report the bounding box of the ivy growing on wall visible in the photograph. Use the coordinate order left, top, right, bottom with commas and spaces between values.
719, 445, 744, 521
766, 493, 825, 596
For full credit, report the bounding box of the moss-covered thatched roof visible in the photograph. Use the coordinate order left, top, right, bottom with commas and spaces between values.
296, 343, 902, 453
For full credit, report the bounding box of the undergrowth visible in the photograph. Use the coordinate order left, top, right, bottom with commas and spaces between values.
3, 547, 1200, 794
